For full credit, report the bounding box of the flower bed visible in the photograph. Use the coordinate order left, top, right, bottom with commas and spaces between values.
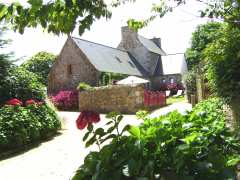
0, 99, 61, 154
50, 90, 78, 111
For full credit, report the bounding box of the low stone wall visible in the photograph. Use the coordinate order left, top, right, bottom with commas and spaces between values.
79, 84, 145, 114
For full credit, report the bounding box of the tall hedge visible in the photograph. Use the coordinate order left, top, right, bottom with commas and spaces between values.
204, 25, 240, 126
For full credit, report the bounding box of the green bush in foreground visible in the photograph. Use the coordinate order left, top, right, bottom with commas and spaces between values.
73, 98, 240, 180
0, 103, 61, 153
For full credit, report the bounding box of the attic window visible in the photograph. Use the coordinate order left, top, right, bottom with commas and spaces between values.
128, 61, 135, 68
115, 56, 122, 63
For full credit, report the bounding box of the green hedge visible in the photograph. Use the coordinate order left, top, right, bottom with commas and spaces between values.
0, 103, 61, 153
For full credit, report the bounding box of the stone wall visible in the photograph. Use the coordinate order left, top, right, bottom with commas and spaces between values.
79, 84, 145, 114
48, 37, 100, 94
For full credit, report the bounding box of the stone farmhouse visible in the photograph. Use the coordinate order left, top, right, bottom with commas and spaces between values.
48, 26, 187, 94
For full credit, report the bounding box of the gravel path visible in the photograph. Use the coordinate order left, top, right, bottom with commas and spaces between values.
0, 102, 191, 180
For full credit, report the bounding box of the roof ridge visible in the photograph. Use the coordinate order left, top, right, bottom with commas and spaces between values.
71, 36, 128, 53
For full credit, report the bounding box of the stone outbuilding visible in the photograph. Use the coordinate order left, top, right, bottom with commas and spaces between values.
48, 26, 188, 94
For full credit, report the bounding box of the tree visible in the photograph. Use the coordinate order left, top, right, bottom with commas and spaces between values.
0, 25, 13, 80
0, 0, 111, 35
0, 0, 239, 35
204, 25, 240, 127
21, 51, 56, 86
185, 22, 223, 70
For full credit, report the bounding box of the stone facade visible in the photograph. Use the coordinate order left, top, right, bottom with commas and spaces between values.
118, 27, 160, 76
78, 85, 145, 114
48, 26, 187, 94
48, 37, 100, 94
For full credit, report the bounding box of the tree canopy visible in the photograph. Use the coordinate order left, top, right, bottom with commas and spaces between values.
1, 0, 240, 35
185, 22, 223, 70
21, 51, 56, 86
0, 0, 111, 35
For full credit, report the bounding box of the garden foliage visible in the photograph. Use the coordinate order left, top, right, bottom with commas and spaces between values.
77, 82, 93, 91
204, 25, 240, 125
51, 90, 78, 111
21, 51, 56, 86
0, 67, 45, 106
0, 100, 61, 153
73, 98, 240, 180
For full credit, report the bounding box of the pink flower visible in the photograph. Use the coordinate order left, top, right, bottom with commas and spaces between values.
76, 111, 101, 130
6, 98, 23, 106
25, 99, 36, 106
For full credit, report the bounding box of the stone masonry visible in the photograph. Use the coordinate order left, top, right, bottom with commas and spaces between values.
48, 37, 100, 94
78, 84, 145, 114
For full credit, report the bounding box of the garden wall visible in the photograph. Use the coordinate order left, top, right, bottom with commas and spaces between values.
79, 84, 145, 114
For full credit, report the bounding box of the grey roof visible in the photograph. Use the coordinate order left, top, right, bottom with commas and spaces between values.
72, 37, 143, 76
138, 35, 166, 55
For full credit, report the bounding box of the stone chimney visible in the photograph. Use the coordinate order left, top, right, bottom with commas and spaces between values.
151, 37, 162, 48
118, 26, 139, 50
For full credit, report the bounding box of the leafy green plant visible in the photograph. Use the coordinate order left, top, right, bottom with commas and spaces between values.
73, 98, 240, 180
0, 102, 61, 153
81, 112, 130, 150
0, 67, 45, 106
77, 82, 93, 91
204, 25, 240, 126
21, 51, 56, 86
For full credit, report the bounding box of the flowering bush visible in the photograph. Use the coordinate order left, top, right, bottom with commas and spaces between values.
50, 90, 78, 110
159, 83, 184, 95
25, 99, 37, 106
73, 99, 240, 180
0, 102, 61, 154
6, 98, 23, 106
76, 111, 100, 130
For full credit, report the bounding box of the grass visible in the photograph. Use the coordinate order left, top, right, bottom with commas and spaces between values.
167, 96, 185, 105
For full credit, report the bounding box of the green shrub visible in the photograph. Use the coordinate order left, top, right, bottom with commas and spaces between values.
77, 82, 93, 91
183, 70, 197, 99
0, 67, 45, 106
204, 25, 240, 126
0, 103, 61, 153
73, 98, 240, 180
21, 51, 56, 86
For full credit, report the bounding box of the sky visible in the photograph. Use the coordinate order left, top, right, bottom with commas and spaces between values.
2, 0, 210, 64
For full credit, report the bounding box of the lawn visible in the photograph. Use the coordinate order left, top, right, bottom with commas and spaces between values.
167, 96, 186, 105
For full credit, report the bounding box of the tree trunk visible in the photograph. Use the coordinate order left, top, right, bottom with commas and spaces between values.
230, 101, 240, 129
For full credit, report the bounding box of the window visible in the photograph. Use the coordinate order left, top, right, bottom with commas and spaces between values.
162, 78, 166, 83
128, 61, 135, 68
67, 64, 72, 76
115, 56, 122, 63
170, 78, 174, 84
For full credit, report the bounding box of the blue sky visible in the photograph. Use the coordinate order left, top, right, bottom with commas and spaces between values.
3, 0, 210, 63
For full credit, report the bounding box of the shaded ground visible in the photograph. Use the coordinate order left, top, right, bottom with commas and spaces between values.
0, 102, 191, 180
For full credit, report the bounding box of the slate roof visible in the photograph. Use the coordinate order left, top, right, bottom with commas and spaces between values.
138, 35, 167, 56
72, 37, 143, 76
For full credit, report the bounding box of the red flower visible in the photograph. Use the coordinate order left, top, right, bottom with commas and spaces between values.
25, 99, 36, 106
76, 111, 100, 130
6, 98, 23, 106
36, 101, 44, 106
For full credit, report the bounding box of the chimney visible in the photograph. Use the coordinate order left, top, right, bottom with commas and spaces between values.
121, 26, 138, 39
118, 26, 139, 50
151, 37, 162, 48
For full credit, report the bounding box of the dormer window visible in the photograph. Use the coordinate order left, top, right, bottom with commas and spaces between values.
67, 64, 72, 76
